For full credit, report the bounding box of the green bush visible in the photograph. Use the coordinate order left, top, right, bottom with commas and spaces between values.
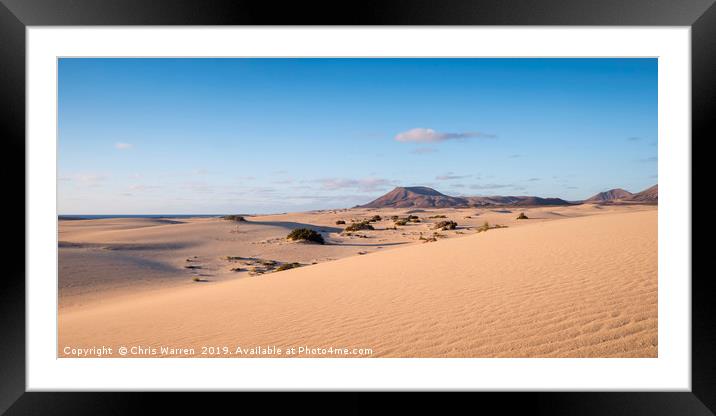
336, 220, 346, 225
429, 215, 447, 219
434, 220, 457, 230
369, 215, 382, 222
517, 212, 529, 220
394, 219, 408, 226
476, 221, 508, 233
222, 215, 246, 222
287, 228, 325, 244
275, 262, 302, 272
419, 233, 438, 243
345, 221, 374, 232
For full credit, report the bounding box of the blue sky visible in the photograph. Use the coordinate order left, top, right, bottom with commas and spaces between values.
58, 58, 657, 214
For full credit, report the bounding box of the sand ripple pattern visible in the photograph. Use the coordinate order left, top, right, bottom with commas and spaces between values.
59, 210, 657, 358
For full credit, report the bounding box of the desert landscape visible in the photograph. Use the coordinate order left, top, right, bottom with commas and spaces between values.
57, 57, 658, 358
58, 185, 657, 358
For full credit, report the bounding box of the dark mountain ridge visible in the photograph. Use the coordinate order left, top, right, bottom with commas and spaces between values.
584, 185, 657, 204
358, 187, 572, 208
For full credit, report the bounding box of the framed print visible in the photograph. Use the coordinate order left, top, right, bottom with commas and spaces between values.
1, 0, 711, 414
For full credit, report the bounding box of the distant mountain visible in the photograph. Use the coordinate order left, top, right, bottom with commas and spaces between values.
464, 196, 523, 206
464, 195, 571, 206
359, 186, 469, 208
628, 184, 658, 203
585, 188, 633, 203
584, 185, 657, 204
358, 187, 571, 208
510, 196, 574, 206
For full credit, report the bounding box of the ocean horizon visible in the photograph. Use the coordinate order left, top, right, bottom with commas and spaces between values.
58, 214, 229, 220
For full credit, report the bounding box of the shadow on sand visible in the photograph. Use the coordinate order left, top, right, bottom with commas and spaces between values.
58, 241, 198, 251
246, 220, 344, 234
335, 241, 410, 248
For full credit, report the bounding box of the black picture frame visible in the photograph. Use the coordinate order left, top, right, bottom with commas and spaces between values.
0, 0, 710, 414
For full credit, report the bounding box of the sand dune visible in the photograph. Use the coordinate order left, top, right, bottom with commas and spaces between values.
58, 209, 657, 358
57, 204, 652, 309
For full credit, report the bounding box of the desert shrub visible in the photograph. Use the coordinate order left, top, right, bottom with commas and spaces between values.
434, 220, 457, 230
223, 215, 246, 222
185, 265, 202, 269
286, 228, 325, 244
390, 215, 400, 221
475, 221, 507, 232
386, 226, 398, 230
224, 256, 242, 261
369, 215, 382, 222
419, 233, 438, 243
336, 220, 346, 225
517, 212, 529, 220
192, 277, 206, 282
394, 219, 408, 226
230, 267, 243, 272
345, 221, 374, 232
429, 215, 447, 219
275, 262, 302, 272
249, 266, 266, 276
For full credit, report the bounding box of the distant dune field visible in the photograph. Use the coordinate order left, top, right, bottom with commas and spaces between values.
58, 206, 657, 358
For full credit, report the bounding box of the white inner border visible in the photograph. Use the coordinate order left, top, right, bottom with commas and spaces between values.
27, 27, 691, 391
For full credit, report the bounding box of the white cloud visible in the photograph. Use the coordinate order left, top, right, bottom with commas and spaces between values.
316, 177, 395, 192
128, 184, 161, 192
470, 183, 517, 190
395, 128, 496, 143
115, 142, 133, 150
436, 173, 471, 181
